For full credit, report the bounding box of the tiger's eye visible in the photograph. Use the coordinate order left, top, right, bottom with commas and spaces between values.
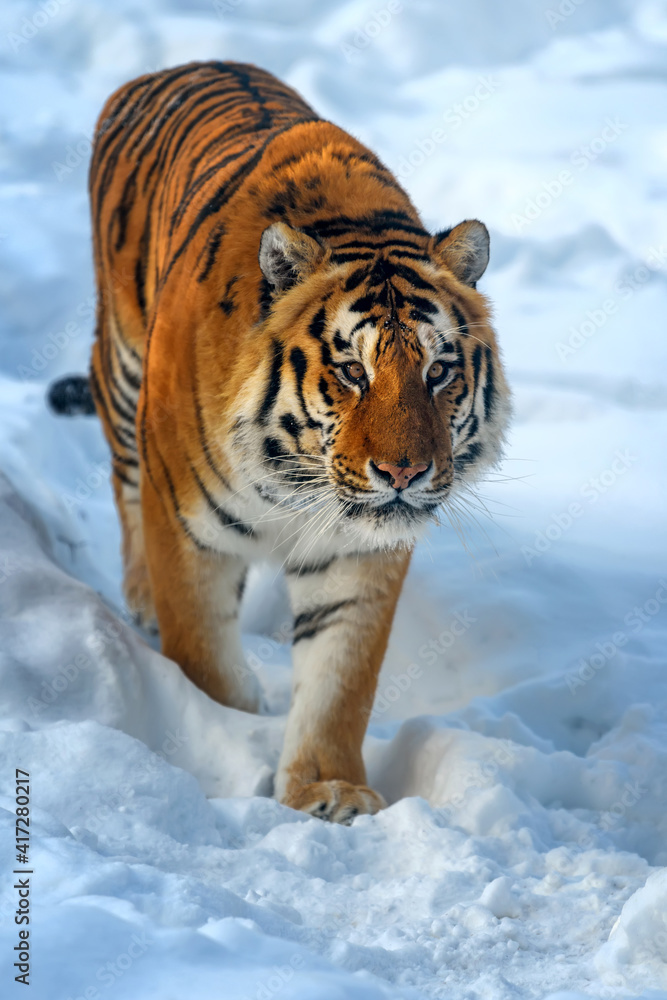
427, 361, 445, 381
343, 362, 366, 382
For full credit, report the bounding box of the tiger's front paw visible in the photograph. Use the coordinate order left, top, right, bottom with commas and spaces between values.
281, 779, 386, 824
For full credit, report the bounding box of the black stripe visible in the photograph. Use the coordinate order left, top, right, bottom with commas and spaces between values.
390, 261, 436, 291
410, 309, 435, 325
387, 247, 430, 259
280, 412, 301, 439
191, 465, 256, 537
135, 210, 150, 317
285, 557, 336, 576
318, 376, 334, 406
112, 167, 138, 252
264, 436, 292, 465
197, 221, 226, 282
107, 384, 136, 425
90, 370, 137, 452
219, 274, 238, 316
113, 463, 139, 488
336, 238, 424, 251
453, 381, 469, 409
332, 331, 349, 353
471, 344, 483, 401
454, 441, 483, 472
406, 294, 437, 315
112, 450, 139, 468
304, 214, 428, 240
258, 339, 284, 425
349, 294, 376, 313
483, 346, 496, 419
293, 599, 356, 643
308, 306, 326, 340
458, 414, 479, 445
108, 349, 139, 414
331, 251, 376, 264
343, 268, 368, 292
169, 144, 254, 236
192, 363, 233, 490
451, 303, 468, 336
156, 448, 207, 550
112, 339, 142, 390
290, 347, 322, 430
349, 318, 375, 335
258, 276, 273, 323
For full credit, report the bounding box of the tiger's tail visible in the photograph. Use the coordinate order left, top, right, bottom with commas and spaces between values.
47, 375, 96, 416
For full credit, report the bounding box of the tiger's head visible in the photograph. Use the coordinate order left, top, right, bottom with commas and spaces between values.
237, 218, 511, 549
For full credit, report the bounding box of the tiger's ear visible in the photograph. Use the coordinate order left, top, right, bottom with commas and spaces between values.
259, 222, 324, 295
430, 220, 489, 287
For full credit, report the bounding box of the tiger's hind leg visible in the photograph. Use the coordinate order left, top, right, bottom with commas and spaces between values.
91, 311, 157, 632
117, 483, 157, 633
140, 453, 261, 712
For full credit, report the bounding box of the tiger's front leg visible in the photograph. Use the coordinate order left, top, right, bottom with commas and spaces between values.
276, 547, 411, 823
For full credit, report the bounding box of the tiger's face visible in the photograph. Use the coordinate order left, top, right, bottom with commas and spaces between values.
239, 219, 511, 549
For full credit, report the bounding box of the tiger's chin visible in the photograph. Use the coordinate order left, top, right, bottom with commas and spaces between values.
339, 496, 440, 551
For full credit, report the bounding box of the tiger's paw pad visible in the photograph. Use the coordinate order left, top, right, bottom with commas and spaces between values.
285, 780, 386, 825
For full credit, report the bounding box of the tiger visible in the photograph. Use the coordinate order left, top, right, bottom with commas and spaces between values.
78, 60, 511, 824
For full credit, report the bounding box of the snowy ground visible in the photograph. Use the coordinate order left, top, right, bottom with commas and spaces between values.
1, 1, 667, 997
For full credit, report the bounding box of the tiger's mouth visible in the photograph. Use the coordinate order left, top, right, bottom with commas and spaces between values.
340, 492, 441, 522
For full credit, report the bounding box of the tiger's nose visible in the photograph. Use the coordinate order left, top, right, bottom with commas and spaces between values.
375, 462, 429, 490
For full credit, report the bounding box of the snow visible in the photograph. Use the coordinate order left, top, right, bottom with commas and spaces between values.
0, 0, 666, 997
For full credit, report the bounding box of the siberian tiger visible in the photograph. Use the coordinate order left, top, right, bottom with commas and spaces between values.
82, 61, 510, 823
